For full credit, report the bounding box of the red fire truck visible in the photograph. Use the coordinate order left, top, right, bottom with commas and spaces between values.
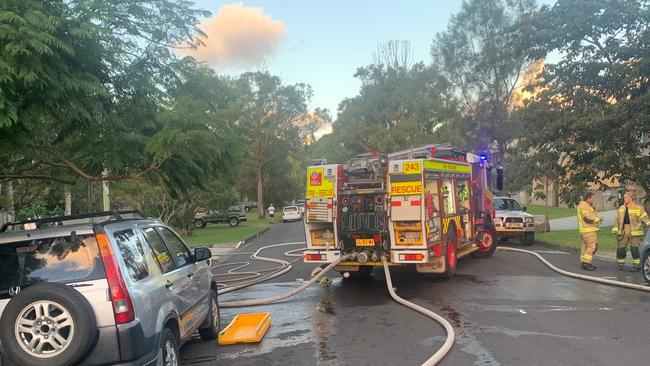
304, 144, 498, 277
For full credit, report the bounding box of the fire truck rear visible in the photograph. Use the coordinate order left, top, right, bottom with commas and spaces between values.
304, 154, 390, 277
386, 145, 497, 276
304, 144, 498, 277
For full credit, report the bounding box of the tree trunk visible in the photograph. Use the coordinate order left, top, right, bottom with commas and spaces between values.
257, 165, 265, 219
64, 185, 72, 215
2, 181, 15, 220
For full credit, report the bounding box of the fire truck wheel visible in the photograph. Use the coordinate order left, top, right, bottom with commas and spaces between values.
443, 232, 457, 278
472, 225, 497, 258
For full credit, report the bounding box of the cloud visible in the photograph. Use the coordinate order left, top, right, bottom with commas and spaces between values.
181, 3, 286, 69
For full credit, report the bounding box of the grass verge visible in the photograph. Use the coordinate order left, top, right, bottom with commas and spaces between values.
181, 211, 271, 247
526, 204, 576, 220
535, 226, 618, 252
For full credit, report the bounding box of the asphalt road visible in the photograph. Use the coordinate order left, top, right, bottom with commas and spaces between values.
181, 221, 650, 366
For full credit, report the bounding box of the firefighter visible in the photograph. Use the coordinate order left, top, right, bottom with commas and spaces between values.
577, 192, 603, 271
612, 192, 650, 271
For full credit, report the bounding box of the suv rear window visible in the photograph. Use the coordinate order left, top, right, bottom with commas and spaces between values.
0, 234, 104, 300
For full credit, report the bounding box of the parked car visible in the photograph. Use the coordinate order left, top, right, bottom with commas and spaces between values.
296, 202, 305, 213
282, 206, 303, 222
194, 205, 246, 228
243, 202, 258, 212
493, 197, 536, 246
0, 211, 220, 366
641, 228, 650, 284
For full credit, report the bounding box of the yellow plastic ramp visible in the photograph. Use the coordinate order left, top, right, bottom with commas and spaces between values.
218, 312, 272, 345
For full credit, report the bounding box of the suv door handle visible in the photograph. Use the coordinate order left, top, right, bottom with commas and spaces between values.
165, 280, 173, 289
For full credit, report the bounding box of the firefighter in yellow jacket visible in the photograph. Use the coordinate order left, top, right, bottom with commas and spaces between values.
577, 192, 603, 271
612, 192, 650, 271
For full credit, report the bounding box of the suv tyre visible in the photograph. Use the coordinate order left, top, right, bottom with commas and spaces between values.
158, 328, 180, 366
228, 217, 240, 227
0, 283, 97, 366
194, 219, 207, 229
198, 290, 220, 341
643, 251, 650, 284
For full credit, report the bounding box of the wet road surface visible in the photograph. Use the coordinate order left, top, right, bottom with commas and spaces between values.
181, 221, 650, 366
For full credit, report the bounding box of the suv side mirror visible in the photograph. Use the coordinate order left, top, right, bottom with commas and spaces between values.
194, 247, 212, 262
523, 206, 527, 212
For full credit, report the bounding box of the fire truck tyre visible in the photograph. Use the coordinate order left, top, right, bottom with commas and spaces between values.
194, 219, 206, 229
228, 217, 240, 227
444, 232, 457, 278
472, 224, 497, 258
0, 283, 97, 366
522, 232, 535, 246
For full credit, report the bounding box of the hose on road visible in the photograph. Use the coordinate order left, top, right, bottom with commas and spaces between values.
215, 242, 306, 295
382, 260, 455, 366
215, 242, 455, 364
497, 246, 650, 292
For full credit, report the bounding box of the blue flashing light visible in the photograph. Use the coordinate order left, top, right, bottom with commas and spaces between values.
479, 154, 487, 161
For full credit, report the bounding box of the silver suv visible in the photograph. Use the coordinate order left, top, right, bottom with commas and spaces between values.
0, 211, 220, 366
493, 197, 536, 246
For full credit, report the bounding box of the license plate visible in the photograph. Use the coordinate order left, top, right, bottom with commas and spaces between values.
506, 223, 523, 228
355, 239, 375, 246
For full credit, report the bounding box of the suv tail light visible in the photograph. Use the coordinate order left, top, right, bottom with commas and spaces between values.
96, 233, 135, 324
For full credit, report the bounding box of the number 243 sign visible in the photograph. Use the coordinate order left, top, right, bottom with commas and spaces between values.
403, 161, 421, 174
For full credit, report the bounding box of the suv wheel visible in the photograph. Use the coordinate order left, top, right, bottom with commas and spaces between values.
198, 291, 220, 341
522, 232, 534, 246
228, 217, 240, 227
158, 328, 179, 366
194, 219, 207, 229
0, 283, 96, 366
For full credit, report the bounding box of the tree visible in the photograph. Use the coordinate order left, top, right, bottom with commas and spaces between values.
328, 61, 458, 158
431, 0, 536, 161
234, 72, 314, 218
0, 0, 210, 185
517, 0, 650, 207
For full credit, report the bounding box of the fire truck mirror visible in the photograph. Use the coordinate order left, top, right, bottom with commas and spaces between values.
496, 167, 504, 192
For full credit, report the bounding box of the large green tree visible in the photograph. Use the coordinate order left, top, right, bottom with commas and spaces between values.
234, 72, 316, 218
0, 0, 211, 186
518, 0, 650, 206
431, 0, 536, 161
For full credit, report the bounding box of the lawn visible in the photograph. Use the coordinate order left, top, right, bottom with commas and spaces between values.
535, 226, 618, 252
181, 211, 271, 247
526, 204, 576, 220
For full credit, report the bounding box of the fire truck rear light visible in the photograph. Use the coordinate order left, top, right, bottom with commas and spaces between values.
391, 201, 402, 207
399, 253, 424, 261
373, 234, 381, 243
327, 204, 333, 209
305, 254, 325, 261
410, 200, 421, 206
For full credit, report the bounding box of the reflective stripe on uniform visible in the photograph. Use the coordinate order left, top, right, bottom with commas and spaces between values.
579, 227, 599, 233
616, 258, 625, 264
611, 227, 619, 234
581, 254, 593, 263
632, 259, 640, 265
631, 231, 644, 236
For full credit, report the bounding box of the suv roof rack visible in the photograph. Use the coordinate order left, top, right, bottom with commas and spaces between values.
0, 210, 144, 233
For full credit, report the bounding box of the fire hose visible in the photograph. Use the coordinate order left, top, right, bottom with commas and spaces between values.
214, 242, 455, 365
497, 246, 650, 292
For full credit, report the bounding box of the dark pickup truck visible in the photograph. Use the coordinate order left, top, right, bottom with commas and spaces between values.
193, 205, 247, 228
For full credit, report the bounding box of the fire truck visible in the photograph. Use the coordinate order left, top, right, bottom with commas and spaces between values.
304, 144, 498, 278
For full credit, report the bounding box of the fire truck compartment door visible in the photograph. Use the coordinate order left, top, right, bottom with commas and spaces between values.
390, 196, 421, 221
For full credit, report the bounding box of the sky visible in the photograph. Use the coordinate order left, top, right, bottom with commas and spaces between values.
188, 1, 466, 118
